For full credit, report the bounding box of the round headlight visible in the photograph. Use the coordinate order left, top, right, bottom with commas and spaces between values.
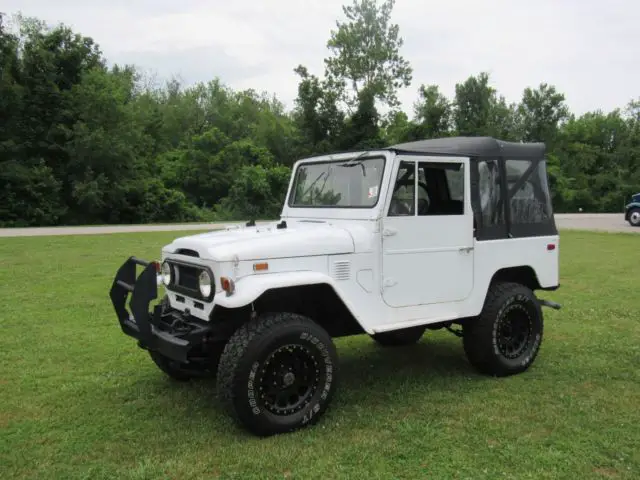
161, 261, 172, 286
199, 270, 212, 298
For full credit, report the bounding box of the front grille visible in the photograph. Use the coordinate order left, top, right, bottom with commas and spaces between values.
165, 259, 214, 302
176, 264, 199, 290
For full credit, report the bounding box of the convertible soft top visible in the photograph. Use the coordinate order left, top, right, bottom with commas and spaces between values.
388, 136, 545, 160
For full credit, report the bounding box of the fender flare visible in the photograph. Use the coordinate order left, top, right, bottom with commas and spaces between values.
213, 271, 373, 334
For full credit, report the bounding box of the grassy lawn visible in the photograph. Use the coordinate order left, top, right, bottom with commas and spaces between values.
1, 230, 639, 479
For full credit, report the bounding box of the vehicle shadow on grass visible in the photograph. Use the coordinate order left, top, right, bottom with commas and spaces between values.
333, 335, 485, 393
119, 334, 487, 437
337, 334, 474, 379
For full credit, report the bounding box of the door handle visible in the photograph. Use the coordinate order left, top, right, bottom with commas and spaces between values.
459, 246, 474, 254
383, 227, 397, 236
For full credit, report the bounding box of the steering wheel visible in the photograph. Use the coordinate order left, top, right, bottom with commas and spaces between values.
389, 180, 430, 216
389, 198, 411, 215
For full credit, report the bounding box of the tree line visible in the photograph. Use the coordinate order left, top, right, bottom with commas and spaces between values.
1, 1, 639, 227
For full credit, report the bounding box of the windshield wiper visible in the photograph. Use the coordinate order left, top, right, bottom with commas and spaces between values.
300, 171, 327, 199
338, 151, 370, 176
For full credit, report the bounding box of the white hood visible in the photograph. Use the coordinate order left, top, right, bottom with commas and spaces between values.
163, 222, 355, 262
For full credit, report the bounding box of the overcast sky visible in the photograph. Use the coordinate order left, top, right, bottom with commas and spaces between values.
3, 0, 638, 116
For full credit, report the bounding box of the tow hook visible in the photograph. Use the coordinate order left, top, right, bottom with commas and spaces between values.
538, 298, 562, 310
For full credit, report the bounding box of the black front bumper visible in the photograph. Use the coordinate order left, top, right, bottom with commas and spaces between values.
109, 256, 210, 363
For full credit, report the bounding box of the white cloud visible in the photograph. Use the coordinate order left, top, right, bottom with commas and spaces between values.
3, 0, 639, 116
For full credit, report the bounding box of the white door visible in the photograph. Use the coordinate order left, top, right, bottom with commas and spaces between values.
381, 156, 474, 308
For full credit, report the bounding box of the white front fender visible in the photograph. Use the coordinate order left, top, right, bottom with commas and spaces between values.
213, 271, 372, 334
215, 271, 335, 308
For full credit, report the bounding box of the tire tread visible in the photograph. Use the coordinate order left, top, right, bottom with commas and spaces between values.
216, 312, 331, 428
463, 281, 542, 376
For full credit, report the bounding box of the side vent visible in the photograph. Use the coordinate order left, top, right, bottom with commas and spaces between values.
331, 260, 351, 281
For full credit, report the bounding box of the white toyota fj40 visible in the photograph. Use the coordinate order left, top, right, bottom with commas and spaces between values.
110, 136, 561, 436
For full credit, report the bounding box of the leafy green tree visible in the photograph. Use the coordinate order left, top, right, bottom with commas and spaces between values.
219, 164, 292, 220
413, 84, 452, 138
292, 65, 344, 155
340, 86, 386, 149
0, 15, 105, 225
0, 159, 66, 226
451, 72, 521, 140
489, 95, 520, 141
381, 110, 413, 144
452, 72, 494, 136
324, 0, 412, 111
517, 83, 569, 145
553, 109, 638, 212
2, 9, 640, 226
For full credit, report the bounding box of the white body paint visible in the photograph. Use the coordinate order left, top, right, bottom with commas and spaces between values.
160, 150, 559, 334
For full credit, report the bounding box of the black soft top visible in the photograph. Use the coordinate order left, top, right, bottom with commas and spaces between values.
388, 136, 545, 159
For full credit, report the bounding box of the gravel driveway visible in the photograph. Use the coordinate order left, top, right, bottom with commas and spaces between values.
0, 214, 637, 237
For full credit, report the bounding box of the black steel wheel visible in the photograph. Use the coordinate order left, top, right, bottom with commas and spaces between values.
463, 282, 543, 377
495, 303, 533, 360
259, 343, 321, 416
216, 312, 338, 436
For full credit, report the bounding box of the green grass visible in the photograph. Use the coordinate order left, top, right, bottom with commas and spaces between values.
1, 230, 639, 479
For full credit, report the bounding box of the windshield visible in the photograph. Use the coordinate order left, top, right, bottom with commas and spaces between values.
288, 156, 386, 208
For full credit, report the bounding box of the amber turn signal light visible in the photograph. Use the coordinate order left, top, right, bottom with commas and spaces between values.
253, 262, 268, 272
220, 276, 235, 294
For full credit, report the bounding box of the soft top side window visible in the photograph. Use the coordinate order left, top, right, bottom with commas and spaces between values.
506, 159, 553, 224
477, 159, 504, 226
388, 161, 416, 216
416, 162, 464, 216
387, 160, 465, 217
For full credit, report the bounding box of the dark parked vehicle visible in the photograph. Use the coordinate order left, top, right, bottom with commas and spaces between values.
624, 193, 640, 227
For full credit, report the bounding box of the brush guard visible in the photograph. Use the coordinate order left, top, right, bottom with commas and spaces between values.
109, 256, 192, 363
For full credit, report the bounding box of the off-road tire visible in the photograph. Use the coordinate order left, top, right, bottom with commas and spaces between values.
216, 312, 338, 436
463, 281, 543, 377
628, 207, 640, 227
371, 325, 426, 346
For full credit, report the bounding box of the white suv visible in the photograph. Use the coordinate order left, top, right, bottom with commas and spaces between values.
110, 136, 562, 436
